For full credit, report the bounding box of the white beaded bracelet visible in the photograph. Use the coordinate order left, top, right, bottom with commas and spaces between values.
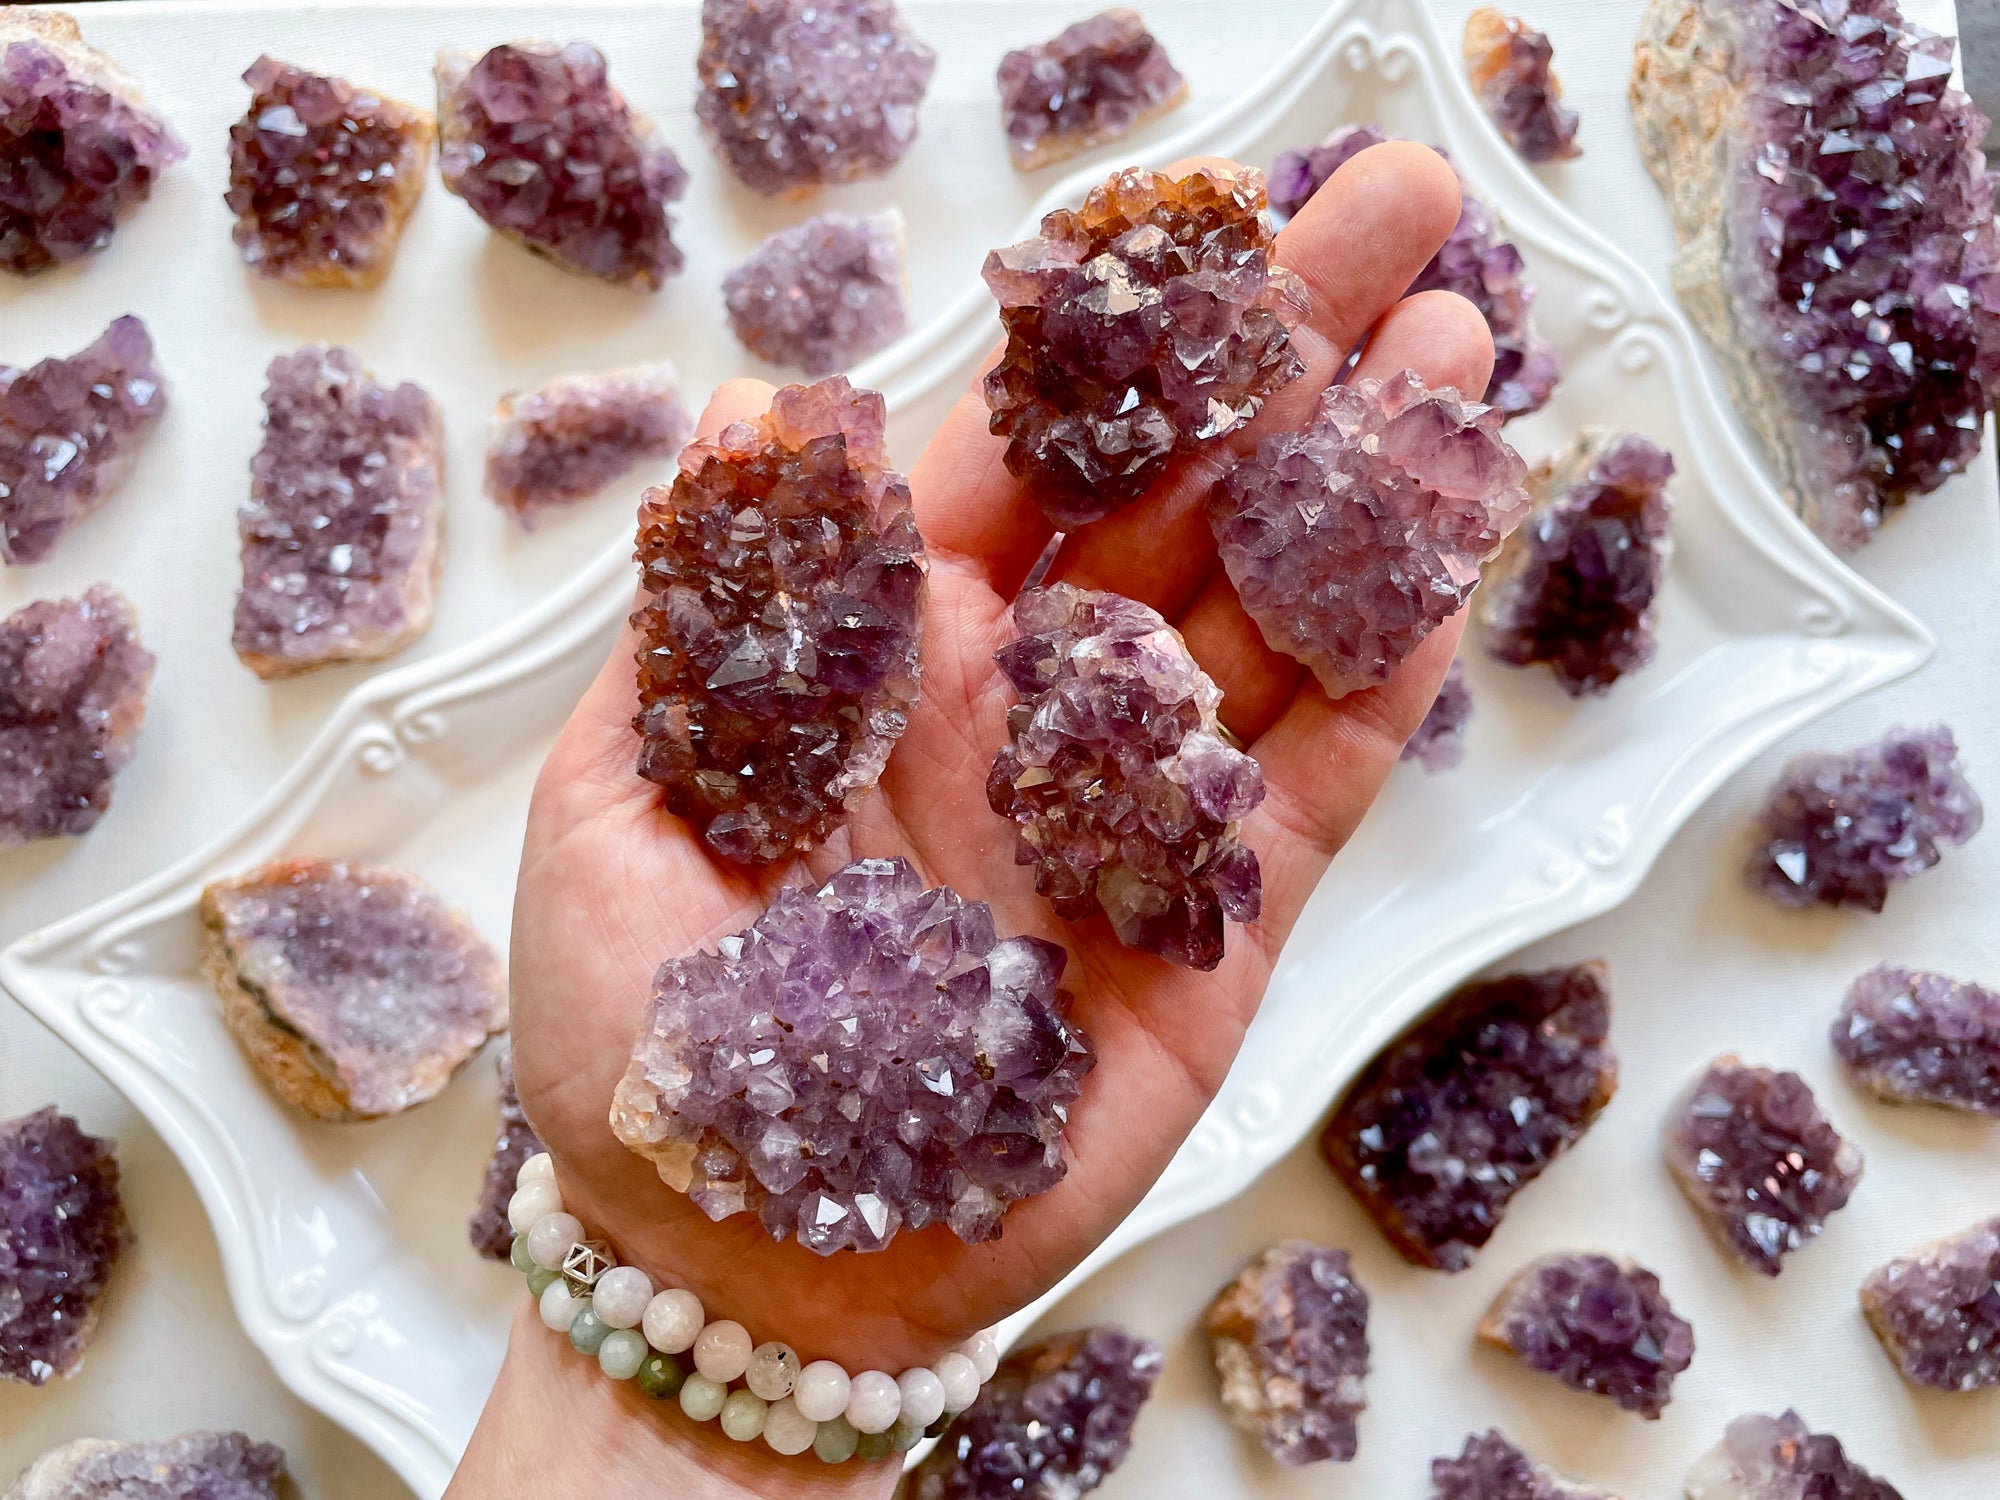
505, 1152, 1001, 1461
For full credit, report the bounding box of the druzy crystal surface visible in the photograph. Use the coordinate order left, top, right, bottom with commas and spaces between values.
988, 584, 1264, 972
1479, 1253, 1694, 1418
436, 40, 686, 289
1433, 1431, 1624, 1500
469, 1042, 544, 1260
1271, 126, 1560, 418
1324, 964, 1615, 1271
631, 377, 924, 865
4, 1432, 288, 1500
0, 585, 153, 848
723, 212, 909, 375
0, 1108, 128, 1386
1834, 964, 2000, 1113
0, 12, 186, 277
1213, 370, 1530, 698
909, 1327, 1161, 1500
1860, 1215, 2000, 1391
1, 315, 168, 566
983, 165, 1307, 527
610, 857, 1095, 1253
997, 9, 1188, 171
1463, 9, 1581, 163
234, 346, 444, 679
1665, 1057, 1862, 1276
1749, 725, 1982, 912
1403, 658, 1473, 772
486, 364, 689, 525
1482, 430, 1675, 697
1685, 1411, 1905, 1500
696, 0, 936, 197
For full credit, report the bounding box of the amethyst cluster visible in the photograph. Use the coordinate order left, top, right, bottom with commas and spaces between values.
469, 1042, 545, 1260
908, 1327, 1162, 1500
1861, 1215, 2000, 1392
631, 377, 925, 866
1403, 658, 1473, 772
486, 364, 690, 525
1685, 1411, 1905, 1500
1479, 1252, 1695, 1418
610, 857, 1095, 1254
0, 1108, 129, 1386
723, 212, 910, 375
1432, 1431, 1624, 1500
4, 1431, 289, 1500
1833, 965, 2000, 1114
983, 164, 1308, 527
988, 584, 1264, 972
1462, 9, 1581, 164
996, 9, 1189, 171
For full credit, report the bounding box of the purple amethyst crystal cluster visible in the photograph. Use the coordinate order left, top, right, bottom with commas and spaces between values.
1433, 1431, 1624, 1500
696, 0, 936, 197
610, 857, 1095, 1253
983, 165, 1307, 527
1, 315, 168, 566
1323, 963, 1616, 1271
1685, 1411, 1905, 1500
631, 377, 924, 865
0, 585, 154, 847
436, 40, 686, 289
996, 9, 1189, 171
723, 212, 909, 375
4, 1431, 289, 1500
1861, 1215, 2000, 1392
1833, 965, 2000, 1113
909, 1326, 1161, 1500
1463, 9, 1581, 164
1749, 725, 1982, 912
0, 1107, 129, 1385
1213, 370, 1530, 698
469, 1043, 544, 1260
1403, 659, 1473, 772
0, 12, 186, 277
988, 584, 1264, 972
1479, 1252, 1695, 1418
486, 364, 689, 525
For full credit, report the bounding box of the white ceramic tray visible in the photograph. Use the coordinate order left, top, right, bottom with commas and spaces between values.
1, 0, 1932, 1493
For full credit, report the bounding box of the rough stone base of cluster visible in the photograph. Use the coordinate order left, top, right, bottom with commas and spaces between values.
1432, 1430, 1625, 1500
1860, 1215, 2000, 1392
469, 1042, 544, 1261
997, 9, 1188, 171
1402, 658, 1473, 772
1478, 1252, 1695, 1418
486, 364, 689, 525
1463, 9, 1581, 163
723, 212, 909, 375
3, 1431, 288, 1500
0, 1108, 129, 1386
1685, 1411, 1905, 1500
1833, 965, 2000, 1114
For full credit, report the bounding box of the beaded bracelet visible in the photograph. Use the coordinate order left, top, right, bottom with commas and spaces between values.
505, 1151, 1000, 1462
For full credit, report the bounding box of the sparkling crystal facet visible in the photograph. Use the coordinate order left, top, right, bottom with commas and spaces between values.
1478, 1252, 1695, 1418
723, 212, 910, 375
1860, 1215, 2000, 1392
469, 1041, 545, 1260
997, 9, 1188, 171
1833, 964, 2000, 1113
1402, 658, 1473, 773
0, 1108, 129, 1386
1685, 1411, 1905, 1500
2, 1431, 288, 1500
1432, 1430, 1625, 1500
1463, 9, 1581, 163
486, 364, 689, 526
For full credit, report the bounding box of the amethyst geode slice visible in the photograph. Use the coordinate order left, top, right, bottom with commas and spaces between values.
1478, 1252, 1695, 1418
486, 364, 689, 526
469, 1042, 544, 1261
0, 11, 186, 277
988, 584, 1264, 972
1463, 9, 1581, 164
611, 857, 1095, 1253
436, 40, 686, 289
1403, 658, 1473, 772
1433, 1431, 1626, 1500
984, 164, 1308, 528
2, 314, 168, 566
909, 1327, 1161, 1500
1324, 964, 1615, 1272
1833, 964, 2000, 1113
631, 376, 924, 866
3, 1432, 288, 1500
1685, 1411, 1905, 1500
1632, 0, 2000, 549
997, 9, 1189, 171
723, 212, 909, 376
1860, 1215, 2000, 1392
0, 1107, 129, 1385
1205, 1242, 1370, 1465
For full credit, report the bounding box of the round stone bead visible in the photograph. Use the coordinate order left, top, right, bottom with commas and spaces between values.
525, 1267, 558, 1300
855, 1432, 892, 1462
643, 1288, 705, 1354
516, 1152, 556, 1188
845, 1370, 901, 1434
694, 1320, 754, 1383
720, 1389, 769, 1442
793, 1360, 852, 1423
591, 1266, 654, 1330
746, 1341, 801, 1400
599, 1328, 649, 1380
507, 1180, 563, 1236
887, 1416, 927, 1453
680, 1372, 728, 1423
896, 1367, 946, 1429
961, 1332, 1000, 1383
508, 1236, 536, 1274
814, 1416, 860, 1464
637, 1353, 685, 1399
764, 1396, 818, 1455
526, 1211, 583, 1271
933, 1350, 979, 1413
569, 1308, 610, 1357
539, 1282, 587, 1332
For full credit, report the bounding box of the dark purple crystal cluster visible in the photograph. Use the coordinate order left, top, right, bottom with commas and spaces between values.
1833, 965, 2000, 1114
610, 857, 1095, 1253
988, 584, 1264, 972
1433, 1430, 1624, 1500
1861, 1215, 2000, 1392
1324, 963, 1616, 1271
469, 1042, 544, 1261
5, 1431, 289, 1500
909, 1326, 1162, 1500
631, 377, 924, 865
1403, 659, 1473, 772
0, 1107, 129, 1386
486, 364, 689, 525
996, 9, 1188, 171
1462, 9, 1581, 164
983, 164, 1307, 527
1479, 1252, 1694, 1418
723, 212, 909, 375
1686, 1411, 1905, 1500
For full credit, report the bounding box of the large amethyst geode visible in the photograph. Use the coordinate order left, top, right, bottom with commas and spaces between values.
996, 9, 1189, 171
610, 857, 1095, 1253
1860, 1215, 2000, 1392
3, 1432, 288, 1500
1478, 1252, 1695, 1418
631, 376, 924, 866
1632, 0, 2000, 549
1433, 1431, 1625, 1500
1833, 964, 2000, 1113
1212, 370, 1530, 698
0, 1107, 129, 1385
983, 164, 1308, 527
988, 584, 1264, 972
1463, 9, 1581, 164
1685, 1411, 1905, 1500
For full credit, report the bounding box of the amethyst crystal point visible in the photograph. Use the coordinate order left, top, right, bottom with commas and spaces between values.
1211, 370, 1530, 698
1479, 1252, 1694, 1418
983, 164, 1308, 527
909, 1327, 1161, 1500
1, 314, 168, 566
723, 211, 910, 375
1433, 1430, 1626, 1500
1749, 725, 1982, 912
997, 9, 1189, 172
436, 40, 686, 289
988, 583, 1264, 971
234, 346, 444, 679
1482, 430, 1675, 696
1463, 9, 1581, 164
1665, 1056, 1862, 1276
631, 376, 924, 865
486, 364, 689, 526
1686, 1411, 1905, 1500
1403, 658, 1473, 772
1860, 1215, 2000, 1391
1323, 964, 1615, 1271
4, 1431, 288, 1500
0, 11, 186, 277
469, 1042, 544, 1260
0, 585, 153, 847
1833, 964, 2000, 1113
0, 1107, 129, 1385
1632, 0, 2000, 549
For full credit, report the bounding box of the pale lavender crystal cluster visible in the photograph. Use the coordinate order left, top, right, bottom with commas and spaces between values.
1, 315, 168, 566
485, 364, 689, 525
469, 1042, 544, 1260
1433, 1431, 1624, 1500
988, 584, 1264, 972
1463, 9, 1581, 164
1685, 1411, 1905, 1500
996, 9, 1189, 171
1212, 370, 1530, 698
1861, 1215, 2000, 1392
0, 1107, 129, 1386
723, 212, 909, 375
436, 41, 686, 289
909, 1327, 1162, 1500
1479, 1252, 1695, 1418
610, 857, 1095, 1254
696, 0, 936, 196
1834, 965, 2000, 1113
1403, 658, 1473, 772
0, 585, 154, 847
1749, 726, 1982, 912
3, 1431, 288, 1500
